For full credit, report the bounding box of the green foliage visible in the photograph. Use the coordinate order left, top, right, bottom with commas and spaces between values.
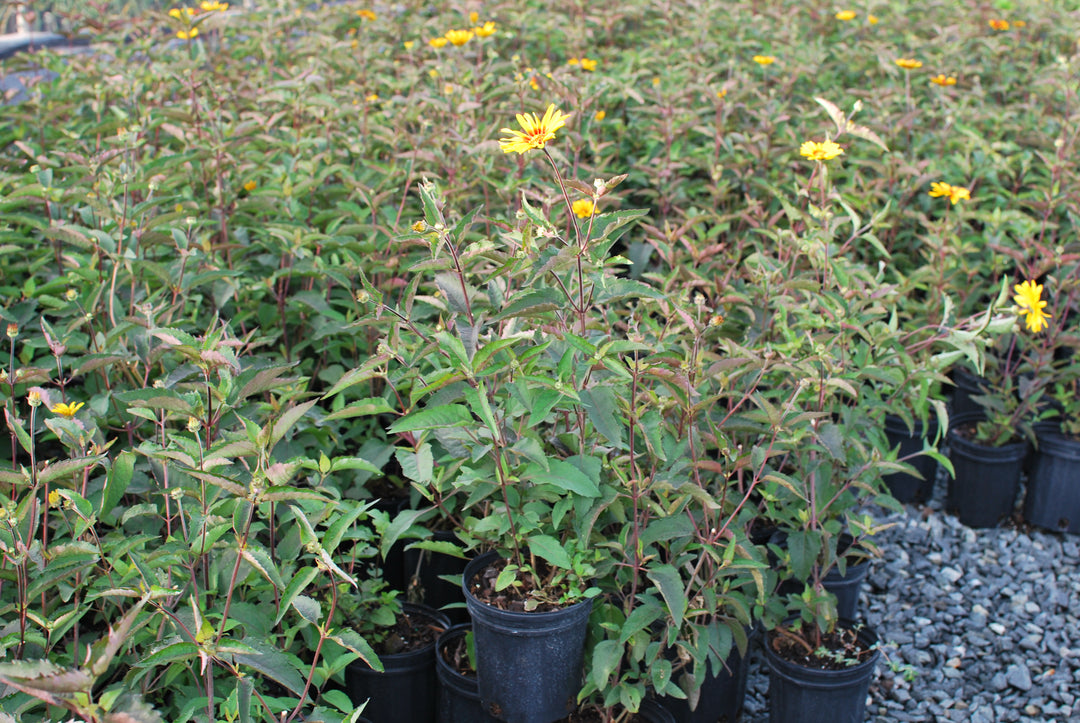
0, 0, 1077, 720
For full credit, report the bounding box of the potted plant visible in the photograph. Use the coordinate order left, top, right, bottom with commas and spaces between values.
375, 105, 650, 722
945, 281, 1054, 527
342, 578, 450, 723
1021, 274, 1080, 533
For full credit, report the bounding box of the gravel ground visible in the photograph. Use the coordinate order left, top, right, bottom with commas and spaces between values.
738, 468, 1080, 723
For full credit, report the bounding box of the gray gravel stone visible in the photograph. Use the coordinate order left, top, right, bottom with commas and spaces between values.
1008, 664, 1033, 691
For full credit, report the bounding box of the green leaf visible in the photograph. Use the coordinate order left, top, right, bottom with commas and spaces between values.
268, 400, 318, 449
490, 287, 563, 322
135, 642, 199, 668
37, 455, 104, 486
239, 544, 285, 590
328, 628, 382, 672
292, 595, 322, 625
647, 564, 687, 629
579, 387, 625, 448
233, 639, 308, 698
527, 534, 572, 570
526, 459, 601, 497
276, 567, 320, 626
591, 640, 623, 689
102, 451, 134, 521
387, 404, 473, 433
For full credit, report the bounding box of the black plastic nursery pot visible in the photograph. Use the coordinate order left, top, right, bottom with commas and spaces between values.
765, 622, 880, 723
882, 414, 940, 503
345, 602, 451, 723
946, 414, 1026, 528
822, 556, 871, 622
656, 647, 750, 723
773, 533, 869, 621
1024, 430, 1080, 534
463, 551, 594, 723
435, 623, 501, 723
635, 699, 678, 723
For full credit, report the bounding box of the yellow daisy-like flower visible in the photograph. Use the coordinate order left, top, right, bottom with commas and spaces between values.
1014, 280, 1051, 333
988, 18, 1009, 31
752, 55, 776, 65
51, 401, 84, 417
499, 104, 571, 154
404, 40, 415, 50
474, 21, 497, 38
200, 0, 228, 11
469, 11, 479, 24
356, 9, 376, 20
168, 7, 184, 18
928, 181, 971, 205
716, 89, 728, 99
868, 14, 879, 24
799, 139, 844, 161
445, 29, 474, 46
48, 490, 61, 507
366, 93, 379, 102
1014, 20, 1026, 28
895, 58, 922, 69
580, 57, 598, 71
567, 57, 579, 65
243, 180, 257, 191
572, 199, 595, 218
429, 36, 448, 48
594, 110, 606, 121
929, 74, 957, 86
835, 10, 856, 21
411, 220, 427, 232
177, 28, 199, 40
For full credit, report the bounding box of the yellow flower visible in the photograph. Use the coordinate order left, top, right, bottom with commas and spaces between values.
445, 29, 474, 46
1014, 280, 1051, 333
928, 181, 971, 204
356, 9, 376, 20
177, 28, 199, 39
580, 57, 598, 71
475, 21, 497, 38
1014, 20, 1026, 28
572, 199, 595, 218
716, 89, 728, 99
567, 57, 579, 65
366, 93, 379, 102
200, 0, 228, 11
243, 180, 256, 191
752, 55, 776, 65
404, 40, 414, 50
895, 58, 922, 69
28, 390, 42, 407
51, 401, 84, 417
411, 220, 427, 232
499, 104, 571, 154
168, 7, 183, 18
469, 11, 479, 24
429, 36, 448, 48
989, 18, 1009, 31
868, 14, 879, 24
529, 75, 540, 91
835, 10, 856, 21
48, 490, 61, 507
594, 110, 606, 121
930, 74, 957, 86
799, 139, 844, 161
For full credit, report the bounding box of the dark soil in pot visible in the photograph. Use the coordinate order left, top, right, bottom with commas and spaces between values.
436, 623, 500, 723
553, 699, 676, 722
